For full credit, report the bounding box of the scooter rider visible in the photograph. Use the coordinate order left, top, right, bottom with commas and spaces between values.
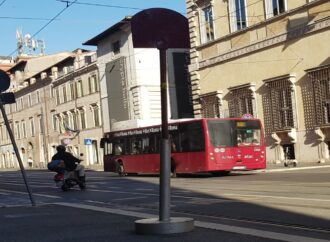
51, 145, 86, 182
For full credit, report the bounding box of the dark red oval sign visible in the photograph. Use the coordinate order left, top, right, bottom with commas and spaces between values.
131, 8, 190, 49
0, 70, 10, 93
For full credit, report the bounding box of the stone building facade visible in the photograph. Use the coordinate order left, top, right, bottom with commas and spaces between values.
0, 50, 103, 169
84, 17, 193, 133
186, 0, 330, 163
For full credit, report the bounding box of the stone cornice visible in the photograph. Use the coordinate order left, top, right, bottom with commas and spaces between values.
198, 17, 330, 70
53, 63, 98, 88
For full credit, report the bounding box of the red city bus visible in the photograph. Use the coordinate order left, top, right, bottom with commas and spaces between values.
100, 118, 266, 176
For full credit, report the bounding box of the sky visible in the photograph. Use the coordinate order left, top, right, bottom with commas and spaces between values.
0, 0, 186, 58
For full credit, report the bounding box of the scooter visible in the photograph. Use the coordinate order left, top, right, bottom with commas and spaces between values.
53, 170, 86, 191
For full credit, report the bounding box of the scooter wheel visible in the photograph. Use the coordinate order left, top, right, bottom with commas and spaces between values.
79, 182, 86, 190
61, 183, 69, 191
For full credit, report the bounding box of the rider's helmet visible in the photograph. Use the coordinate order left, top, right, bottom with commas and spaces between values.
56, 145, 66, 152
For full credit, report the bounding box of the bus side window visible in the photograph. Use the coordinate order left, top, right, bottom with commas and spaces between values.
114, 143, 122, 155
148, 134, 158, 153
180, 134, 190, 152
169, 132, 179, 152
142, 137, 150, 154
104, 142, 112, 155
131, 139, 142, 154
179, 122, 204, 152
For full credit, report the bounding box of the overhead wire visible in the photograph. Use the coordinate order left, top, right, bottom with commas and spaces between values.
56, 0, 143, 11
0, 0, 7, 7
0, 16, 56, 21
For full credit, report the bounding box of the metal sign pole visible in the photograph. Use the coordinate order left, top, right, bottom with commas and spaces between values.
159, 48, 171, 222
132, 8, 194, 234
0, 102, 36, 206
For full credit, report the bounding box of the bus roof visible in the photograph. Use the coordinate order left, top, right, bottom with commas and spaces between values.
106, 118, 261, 134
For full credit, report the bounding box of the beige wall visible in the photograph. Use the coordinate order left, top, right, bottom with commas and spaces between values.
188, 0, 330, 163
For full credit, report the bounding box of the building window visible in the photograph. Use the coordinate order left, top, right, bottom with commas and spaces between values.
22, 121, 26, 138
200, 5, 215, 44
15, 122, 20, 139
263, 75, 296, 131
62, 84, 67, 103
200, 91, 223, 118
228, 84, 256, 118
265, 0, 286, 18
307, 65, 330, 125
52, 114, 57, 131
88, 74, 99, 94
56, 88, 60, 105
112, 41, 120, 55
71, 110, 79, 131
30, 118, 35, 136
28, 94, 32, 107
76, 80, 83, 98
67, 84, 72, 101
38, 115, 44, 134
70, 82, 76, 100
51, 85, 55, 98
91, 104, 101, 127
59, 115, 65, 134
79, 108, 86, 129
229, 0, 247, 32
36, 90, 41, 103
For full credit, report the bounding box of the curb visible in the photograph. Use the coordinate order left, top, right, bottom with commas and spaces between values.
262, 164, 330, 173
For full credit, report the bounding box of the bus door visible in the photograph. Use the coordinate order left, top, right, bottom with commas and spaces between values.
100, 138, 116, 172
174, 122, 205, 173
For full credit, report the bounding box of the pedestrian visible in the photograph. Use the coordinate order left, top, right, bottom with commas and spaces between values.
27, 157, 33, 168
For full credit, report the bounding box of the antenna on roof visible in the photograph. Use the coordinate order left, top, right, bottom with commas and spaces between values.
16, 28, 46, 56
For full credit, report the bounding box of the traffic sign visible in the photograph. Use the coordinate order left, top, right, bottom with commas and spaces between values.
0, 92, 16, 104
131, 8, 190, 49
84, 138, 92, 145
0, 70, 10, 93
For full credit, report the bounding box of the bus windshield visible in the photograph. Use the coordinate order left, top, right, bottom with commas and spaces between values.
207, 120, 262, 147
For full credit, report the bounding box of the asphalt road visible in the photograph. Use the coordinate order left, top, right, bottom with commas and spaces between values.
0, 167, 329, 241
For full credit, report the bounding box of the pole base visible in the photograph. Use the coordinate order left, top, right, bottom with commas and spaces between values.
135, 217, 194, 234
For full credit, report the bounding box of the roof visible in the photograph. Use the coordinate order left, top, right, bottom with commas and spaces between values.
83, 16, 132, 46
7, 60, 27, 72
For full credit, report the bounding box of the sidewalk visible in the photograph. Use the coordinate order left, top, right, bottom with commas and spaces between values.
0, 204, 276, 242
264, 161, 330, 172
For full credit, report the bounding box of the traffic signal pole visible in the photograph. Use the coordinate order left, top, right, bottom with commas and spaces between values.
0, 102, 36, 206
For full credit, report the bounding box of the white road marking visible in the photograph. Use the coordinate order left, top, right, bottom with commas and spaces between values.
223, 193, 330, 202
0, 189, 61, 198
56, 202, 329, 242
112, 196, 147, 201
